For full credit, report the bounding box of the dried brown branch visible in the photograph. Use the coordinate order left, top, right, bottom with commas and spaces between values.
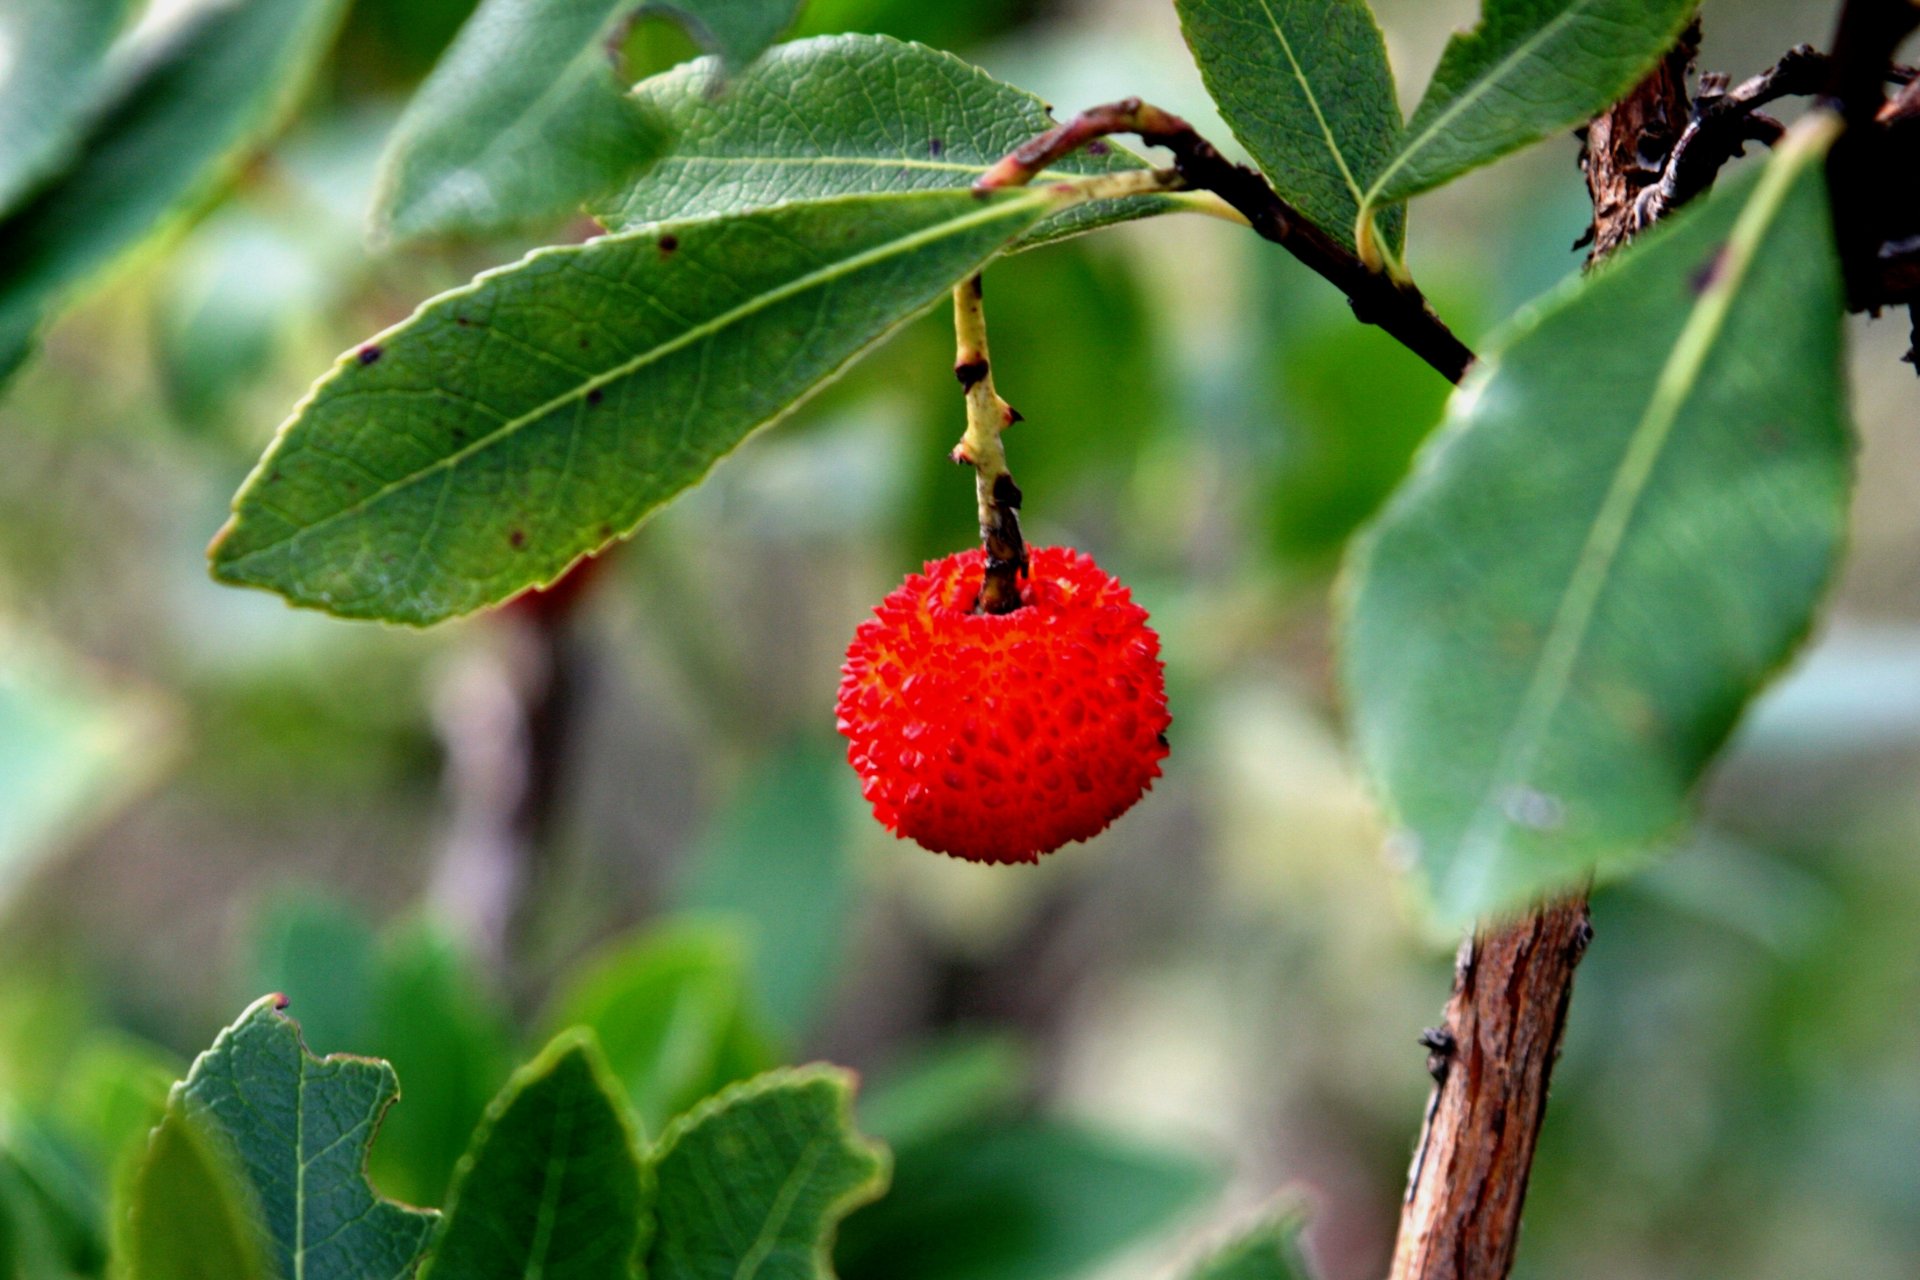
977, 99, 1475, 384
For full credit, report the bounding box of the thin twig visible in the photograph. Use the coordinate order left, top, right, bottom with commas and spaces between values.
949, 276, 1027, 613
977, 99, 1476, 385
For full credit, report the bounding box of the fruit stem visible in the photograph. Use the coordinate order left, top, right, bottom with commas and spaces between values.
950, 274, 1027, 614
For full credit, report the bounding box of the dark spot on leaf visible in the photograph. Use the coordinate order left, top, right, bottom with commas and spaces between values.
1087, 140, 1110, 156
357, 345, 382, 365
954, 358, 989, 390
928, 138, 944, 157
451, 428, 468, 443
587, 387, 604, 406
455, 315, 470, 327
578, 336, 590, 349
509, 529, 526, 548
658, 233, 679, 255
1691, 245, 1730, 293
599, 524, 613, 538
269, 470, 282, 483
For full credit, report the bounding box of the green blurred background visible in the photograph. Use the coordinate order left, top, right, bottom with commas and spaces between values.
2, 0, 1917, 1276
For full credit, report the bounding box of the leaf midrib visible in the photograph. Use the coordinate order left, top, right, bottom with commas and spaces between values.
1366, 0, 1596, 205
1438, 122, 1827, 910
1253, 0, 1371, 213
218, 188, 1050, 571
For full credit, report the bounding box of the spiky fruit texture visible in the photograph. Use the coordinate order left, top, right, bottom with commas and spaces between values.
837, 546, 1170, 864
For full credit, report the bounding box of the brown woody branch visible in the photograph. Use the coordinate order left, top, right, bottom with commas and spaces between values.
976, 99, 1475, 384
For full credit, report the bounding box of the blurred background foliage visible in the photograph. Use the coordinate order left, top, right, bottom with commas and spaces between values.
0, 0, 1916, 1277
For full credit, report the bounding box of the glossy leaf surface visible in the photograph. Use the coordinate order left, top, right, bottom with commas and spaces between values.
1176, 0, 1402, 250
212, 187, 1058, 624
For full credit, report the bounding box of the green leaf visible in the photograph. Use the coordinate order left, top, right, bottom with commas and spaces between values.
370, 0, 669, 243
1187, 1206, 1313, 1280
678, 743, 855, 1040
0, 0, 130, 215
837, 1121, 1216, 1280
0, 0, 350, 377
1342, 117, 1849, 926
175, 995, 437, 1280
125, 1105, 269, 1280
1366, 0, 1697, 207
211, 186, 1060, 625
1175, 0, 1402, 251
417, 1032, 649, 1280
542, 923, 774, 1134
594, 33, 1175, 246
649, 1067, 887, 1280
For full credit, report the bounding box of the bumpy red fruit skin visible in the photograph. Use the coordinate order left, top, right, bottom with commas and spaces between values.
836, 546, 1170, 864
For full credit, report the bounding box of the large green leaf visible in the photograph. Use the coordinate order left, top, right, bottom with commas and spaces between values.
1187, 1207, 1313, 1280
175, 996, 437, 1280
1365, 0, 1697, 208
648, 1068, 887, 1280
211, 186, 1061, 625
0, 0, 349, 375
371, 0, 803, 241
542, 923, 773, 1134
837, 1121, 1217, 1280
0, 0, 129, 215
1342, 117, 1849, 926
417, 1032, 649, 1280
594, 33, 1173, 246
125, 1105, 269, 1280
1175, 0, 1402, 252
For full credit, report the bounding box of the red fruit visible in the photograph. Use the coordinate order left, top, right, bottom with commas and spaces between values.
836, 546, 1170, 864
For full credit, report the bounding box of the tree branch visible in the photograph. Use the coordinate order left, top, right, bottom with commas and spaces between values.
976, 99, 1475, 384
1821, 0, 1920, 312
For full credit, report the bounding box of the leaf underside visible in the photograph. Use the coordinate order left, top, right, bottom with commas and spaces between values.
372, 0, 804, 242
211, 188, 1054, 625
1343, 119, 1851, 927
594, 32, 1172, 246
1175, 0, 1403, 252
1368, 0, 1699, 206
